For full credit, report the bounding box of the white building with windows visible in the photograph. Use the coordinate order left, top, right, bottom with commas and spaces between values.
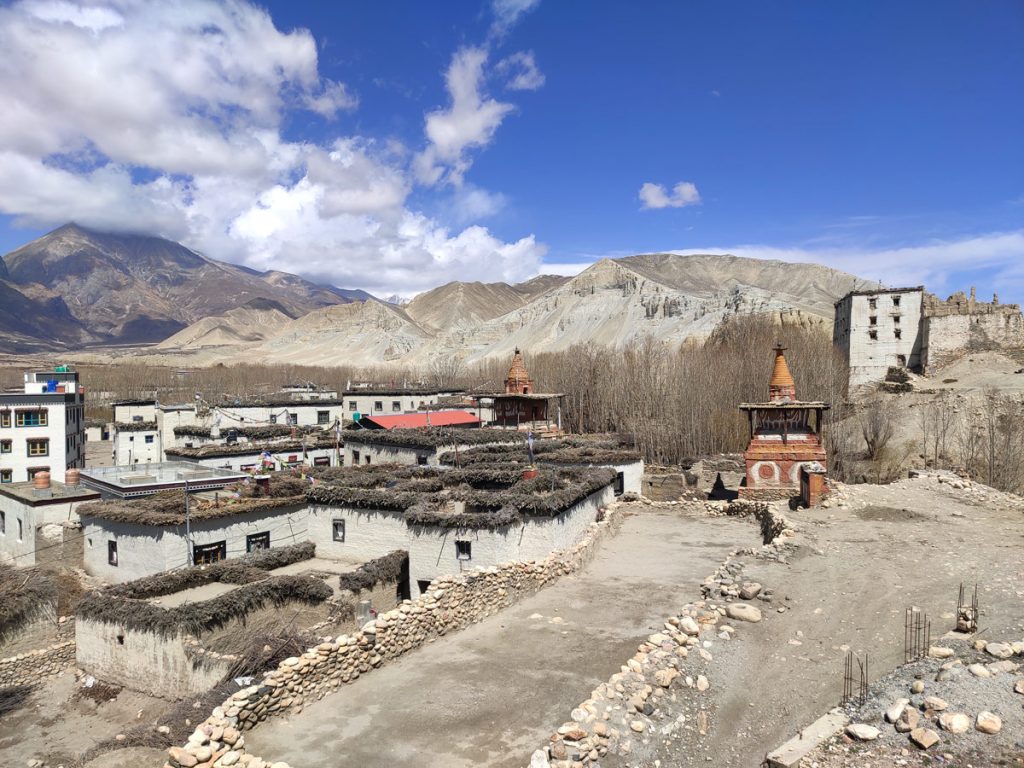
0, 368, 86, 484
833, 287, 926, 387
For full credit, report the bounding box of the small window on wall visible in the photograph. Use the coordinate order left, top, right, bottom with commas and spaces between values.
193, 541, 226, 564
17, 519, 23, 541
897, 354, 907, 367
26, 438, 48, 456
0, 470, 10, 484
246, 531, 270, 552
288, 413, 298, 426
0, 411, 9, 428
614, 472, 625, 496
868, 330, 878, 340
869, 315, 877, 326
373, 401, 383, 412
893, 296, 901, 307
317, 410, 330, 425
332, 519, 346, 542
108, 540, 118, 566
417, 454, 428, 466
15, 410, 46, 427
352, 449, 360, 464
868, 297, 877, 310
455, 540, 472, 561
894, 328, 902, 340
348, 401, 357, 411
0, 439, 10, 453
392, 401, 401, 412
0, 510, 5, 533
270, 414, 278, 424
364, 455, 371, 465
144, 435, 154, 444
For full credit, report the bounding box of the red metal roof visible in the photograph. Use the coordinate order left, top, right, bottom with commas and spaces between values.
362, 411, 481, 430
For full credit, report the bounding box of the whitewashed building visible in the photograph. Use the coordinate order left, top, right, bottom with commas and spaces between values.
342, 428, 521, 467
833, 287, 925, 387
0, 368, 86, 484
0, 473, 99, 567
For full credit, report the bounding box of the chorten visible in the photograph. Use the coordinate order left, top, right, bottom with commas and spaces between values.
738, 343, 829, 499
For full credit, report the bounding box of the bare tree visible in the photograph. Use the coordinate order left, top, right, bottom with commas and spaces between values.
859, 397, 896, 460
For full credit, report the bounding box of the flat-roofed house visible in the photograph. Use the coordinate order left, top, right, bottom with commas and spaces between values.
342, 427, 523, 467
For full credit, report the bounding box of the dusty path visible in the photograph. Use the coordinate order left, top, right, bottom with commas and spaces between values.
609, 474, 1024, 767
246, 506, 761, 768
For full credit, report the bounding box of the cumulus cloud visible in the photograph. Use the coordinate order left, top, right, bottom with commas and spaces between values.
414, 47, 515, 187
497, 51, 545, 91
0, 0, 547, 295
639, 181, 702, 209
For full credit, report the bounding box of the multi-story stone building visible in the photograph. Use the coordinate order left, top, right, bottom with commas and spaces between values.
0, 368, 85, 484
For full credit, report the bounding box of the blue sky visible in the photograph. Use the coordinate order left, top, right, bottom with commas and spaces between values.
0, 0, 1021, 301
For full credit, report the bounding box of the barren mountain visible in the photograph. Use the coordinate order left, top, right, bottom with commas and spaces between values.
150, 253, 868, 368
156, 299, 295, 350
0, 224, 358, 343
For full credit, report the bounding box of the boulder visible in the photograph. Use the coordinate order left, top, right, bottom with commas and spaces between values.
967, 663, 991, 678
739, 582, 762, 600
923, 696, 948, 712
725, 603, 762, 623
845, 723, 880, 741
884, 698, 909, 723
975, 711, 1001, 734
530, 749, 551, 768
909, 727, 940, 750
1014, 679, 1024, 695
167, 748, 198, 768
895, 706, 919, 733
985, 642, 1013, 659
679, 616, 700, 636
928, 646, 954, 659
938, 712, 970, 734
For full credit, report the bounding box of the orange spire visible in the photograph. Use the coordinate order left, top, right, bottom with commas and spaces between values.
505, 348, 534, 394
768, 343, 796, 402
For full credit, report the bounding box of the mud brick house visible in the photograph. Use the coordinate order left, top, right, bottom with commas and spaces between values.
342, 427, 523, 467
738, 344, 829, 500
439, 435, 645, 496
306, 464, 615, 595
76, 474, 308, 582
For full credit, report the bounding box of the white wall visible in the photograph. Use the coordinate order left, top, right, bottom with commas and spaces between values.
113, 429, 161, 467
75, 619, 229, 699
341, 393, 444, 422
0, 493, 94, 567
922, 312, 1024, 371
81, 505, 309, 583
174, 446, 338, 472
309, 485, 612, 591
343, 439, 520, 467
112, 403, 157, 423
0, 396, 84, 483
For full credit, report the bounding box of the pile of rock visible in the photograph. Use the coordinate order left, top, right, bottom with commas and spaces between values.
700, 556, 774, 604
528, 596, 765, 767
166, 504, 624, 768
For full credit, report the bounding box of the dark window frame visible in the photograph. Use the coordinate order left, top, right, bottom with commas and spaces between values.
246, 531, 270, 553
108, 540, 118, 566
455, 540, 472, 561
332, 519, 346, 542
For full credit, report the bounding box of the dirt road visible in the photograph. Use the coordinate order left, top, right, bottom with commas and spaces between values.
246, 506, 761, 768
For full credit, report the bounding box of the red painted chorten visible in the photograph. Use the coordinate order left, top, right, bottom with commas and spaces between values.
738, 343, 829, 500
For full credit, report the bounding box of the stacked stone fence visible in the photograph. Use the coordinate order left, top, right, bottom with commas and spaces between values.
165, 501, 624, 768
0, 639, 76, 687
704, 499, 791, 544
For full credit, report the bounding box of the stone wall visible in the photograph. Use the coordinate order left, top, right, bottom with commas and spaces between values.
164, 502, 624, 768
642, 471, 689, 501
0, 600, 62, 657
0, 639, 75, 687
922, 312, 1024, 370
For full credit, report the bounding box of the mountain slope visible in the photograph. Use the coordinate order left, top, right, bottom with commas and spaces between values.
1, 224, 357, 343
183, 254, 866, 368
156, 299, 295, 349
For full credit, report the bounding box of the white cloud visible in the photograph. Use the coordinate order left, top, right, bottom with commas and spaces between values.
414, 47, 514, 186
490, 0, 540, 37
0, 0, 547, 295
497, 51, 545, 91
639, 181, 702, 209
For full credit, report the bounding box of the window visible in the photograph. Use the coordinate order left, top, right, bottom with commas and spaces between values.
417, 454, 428, 466
373, 401, 383, 412
0, 411, 9, 428
27, 438, 49, 456
894, 328, 902, 340
108, 540, 118, 566
364, 455, 371, 465
132, 415, 143, 422
392, 401, 401, 412
893, 296, 901, 307
17, 519, 23, 541
0, 440, 10, 453
868, 297, 877, 310
455, 540, 472, 561
0, 470, 10, 484
27, 467, 48, 479
897, 354, 907, 367
869, 315, 877, 326
893, 315, 901, 325
144, 435, 154, 444
317, 410, 330, 425
332, 519, 346, 542
614, 472, 625, 496
313, 455, 330, 466
348, 401, 357, 411
15, 410, 47, 427
0, 510, 4, 533
193, 540, 227, 564
270, 414, 278, 424
288, 413, 298, 426
128, 435, 134, 442
868, 330, 878, 340
246, 531, 270, 552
